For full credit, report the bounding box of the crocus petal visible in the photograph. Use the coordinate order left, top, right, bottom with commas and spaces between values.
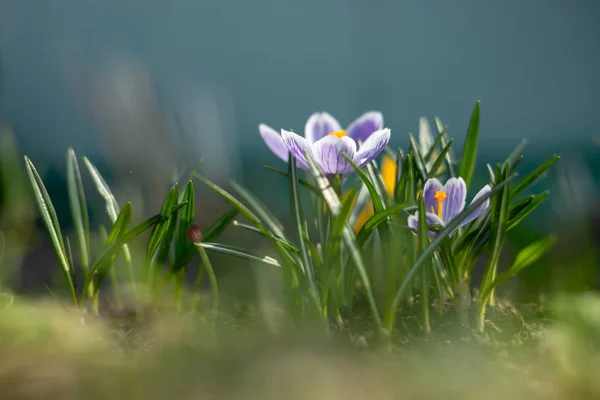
311, 135, 357, 175
346, 111, 384, 144
423, 178, 444, 212
305, 112, 342, 144
442, 177, 467, 223
407, 211, 445, 237
353, 128, 391, 167
281, 129, 311, 170
458, 184, 492, 228
259, 124, 289, 162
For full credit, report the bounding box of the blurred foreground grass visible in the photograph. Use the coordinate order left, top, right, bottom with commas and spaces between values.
0, 292, 598, 399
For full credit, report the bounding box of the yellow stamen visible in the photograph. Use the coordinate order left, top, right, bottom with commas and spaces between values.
381, 156, 396, 197
434, 190, 447, 219
328, 130, 347, 139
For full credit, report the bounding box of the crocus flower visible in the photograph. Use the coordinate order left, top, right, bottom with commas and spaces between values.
407, 177, 491, 236
259, 111, 385, 165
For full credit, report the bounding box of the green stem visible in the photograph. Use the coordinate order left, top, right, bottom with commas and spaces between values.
196, 245, 218, 317
421, 269, 430, 334
191, 264, 206, 313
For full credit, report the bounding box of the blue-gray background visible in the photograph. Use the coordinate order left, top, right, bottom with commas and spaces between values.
1, 0, 599, 161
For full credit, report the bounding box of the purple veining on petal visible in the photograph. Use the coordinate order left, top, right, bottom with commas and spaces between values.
458, 184, 492, 228
259, 124, 289, 162
305, 112, 342, 144
423, 178, 443, 214
311, 135, 357, 175
281, 129, 311, 170
346, 111, 384, 144
353, 128, 391, 167
442, 177, 467, 223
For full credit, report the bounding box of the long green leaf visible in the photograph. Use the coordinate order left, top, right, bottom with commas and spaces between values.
408, 133, 428, 180
511, 155, 560, 197
459, 101, 480, 187
435, 117, 456, 177
507, 192, 548, 231
24, 156, 77, 305
427, 139, 454, 179
83, 156, 135, 284
231, 181, 285, 238
198, 242, 280, 267
233, 221, 300, 255
175, 180, 195, 263
265, 165, 320, 195
203, 208, 239, 242
305, 150, 384, 332
343, 154, 386, 214
355, 202, 412, 247
66, 148, 91, 272
81, 205, 182, 300
289, 155, 321, 311
481, 235, 556, 301
195, 244, 218, 315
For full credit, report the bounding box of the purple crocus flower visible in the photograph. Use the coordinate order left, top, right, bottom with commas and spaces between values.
259, 111, 384, 164
279, 127, 391, 177
407, 177, 491, 236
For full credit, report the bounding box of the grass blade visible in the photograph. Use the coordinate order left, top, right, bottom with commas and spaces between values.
511, 155, 560, 197
459, 101, 480, 186
202, 208, 238, 242
289, 155, 321, 312
265, 165, 320, 195
66, 148, 91, 272
195, 244, 218, 316
24, 156, 77, 305
304, 150, 384, 333
198, 242, 280, 267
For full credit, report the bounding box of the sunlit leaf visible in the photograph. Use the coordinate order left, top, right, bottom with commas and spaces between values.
459, 100, 480, 187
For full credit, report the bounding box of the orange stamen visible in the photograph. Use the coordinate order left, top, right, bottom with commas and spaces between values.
328, 130, 347, 139
434, 190, 447, 219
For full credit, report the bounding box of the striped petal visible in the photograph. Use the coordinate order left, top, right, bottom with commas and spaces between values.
259, 124, 289, 162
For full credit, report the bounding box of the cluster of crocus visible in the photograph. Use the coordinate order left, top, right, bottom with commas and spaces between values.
259, 112, 390, 178
259, 111, 490, 235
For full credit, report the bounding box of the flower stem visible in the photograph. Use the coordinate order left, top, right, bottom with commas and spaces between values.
421, 269, 430, 334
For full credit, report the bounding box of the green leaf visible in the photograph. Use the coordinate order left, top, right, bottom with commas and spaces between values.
265, 165, 320, 195
195, 244, 218, 316
435, 117, 456, 177
93, 203, 132, 295
231, 181, 285, 238
82, 157, 120, 222
83, 156, 136, 285
481, 235, 556, 301
427, 139, 454, 179
24, 156, 77, 305
197, 242, 280, 267
147, 185, 179, 260
408, 133, 428, 181
81, 206, 181, 300
511, 155, 560, 197
459, 101, 480, 187
175, 180, 195, 262
343, 154, 386, 214
232, 221, 300, 255
355, 202, 412, 247
507, 192, 548, 231
305, 150, 384, 332
66, 148, 91, 272
387, 172, 512, 331
202, 208, 239, 242
289, 155, 321, 311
